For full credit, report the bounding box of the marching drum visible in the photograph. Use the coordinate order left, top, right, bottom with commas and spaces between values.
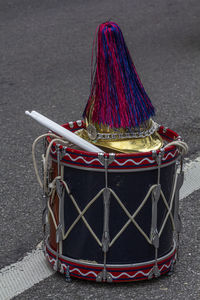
42, 121, 185, 282
28, 22, 188, 284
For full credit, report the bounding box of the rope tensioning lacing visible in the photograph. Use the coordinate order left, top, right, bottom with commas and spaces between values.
163, 140, 188, 156
32, 133, 70, 194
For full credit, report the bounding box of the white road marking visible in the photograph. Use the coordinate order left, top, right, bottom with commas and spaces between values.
180, 156, 200, 199
0, 247, 55, 300
0, 156, 200, 300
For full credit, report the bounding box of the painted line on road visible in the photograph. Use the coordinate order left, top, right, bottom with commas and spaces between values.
0, 245, 55, 300
0, 156, 200, 300
180, 156, 200, 199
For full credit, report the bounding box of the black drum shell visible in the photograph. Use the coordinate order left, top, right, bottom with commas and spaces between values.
57, 162, 175, 264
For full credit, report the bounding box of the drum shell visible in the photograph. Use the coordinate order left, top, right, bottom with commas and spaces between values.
49, 159, 176, 265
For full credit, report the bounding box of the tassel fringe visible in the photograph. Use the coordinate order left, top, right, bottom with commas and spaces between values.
83, 21, 155, 129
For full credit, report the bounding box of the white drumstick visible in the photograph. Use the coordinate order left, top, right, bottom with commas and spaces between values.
25, 110, 104, 153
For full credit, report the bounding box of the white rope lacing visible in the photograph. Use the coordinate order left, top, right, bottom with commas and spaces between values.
32, 133, 70, 194
163, 140, 188, 156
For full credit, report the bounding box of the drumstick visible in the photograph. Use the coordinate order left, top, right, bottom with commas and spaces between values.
25, 110, 104, 153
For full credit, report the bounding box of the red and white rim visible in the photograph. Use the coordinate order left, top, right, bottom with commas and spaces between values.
45, 240, 176, 282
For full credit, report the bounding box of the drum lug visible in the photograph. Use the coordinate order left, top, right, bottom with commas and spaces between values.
56, 144, 66, 176
98, 155, 114, 282
98, 153, 115, 166
174, 171, 184, 234
56, 179, 65, 243
151, 230, 159, 249
167, 259, 176, 276
56, 223, 63, 243
65, 265, 71, 282
150, 185, 160, 246
150, 152, 161, 278
42, 194, 48, 246
148, 264, 160, 279
56, 144, 62, 176
42, 194, 48, 226
53, 259, 58, 271
102, 232, 110, 253
102, 188, 111, 252
176, 171, 184, 190
96, 269, 113, 283
152, 184, 161, 202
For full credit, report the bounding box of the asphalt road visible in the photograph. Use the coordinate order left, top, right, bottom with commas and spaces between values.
0, 0, 200, 299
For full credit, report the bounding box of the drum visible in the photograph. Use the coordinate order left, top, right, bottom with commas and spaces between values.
44, 121, 183, 282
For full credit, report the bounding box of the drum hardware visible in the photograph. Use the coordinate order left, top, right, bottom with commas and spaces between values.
174, 171, 184, 233
65, 265, 71, 282
42, 150, 50, 251
166, 143, 185, 260
53, 179, 65, 272
149, 151, 163, 278
98, 187, 112, 282
102, 188, 111, 253
149, 145, 185, 278
55, 179, 65, 244
173, 168, 184, 260
96, 154, 115, 282
42, 194, 48, 251
68, 122, 74, 128
76, 120, 83, 127
98, 153, 115, 167
149, 196, 160, 278
55, 144, 61, 176
162, 127, 168, 134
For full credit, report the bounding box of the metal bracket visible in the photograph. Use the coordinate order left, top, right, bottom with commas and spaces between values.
150, 184, 161, 246
53, 260, 58, 271
56, 144, 61, 176
152, 184, 161, 202
150, 152, 163, 277
96, 269, 113, 283
152, 149, 164, 163
102, 188, 111, 253
42, 194, 48, 247
65, 265, 71, 282
151, 230, 160, 249
162, 127, 168, 134
56, 223, 63, 243
98, 153, 115, 167
42, 194, 48, 226
56, 144, 66, 175
97, 154, 115, 281
174, 171, 184, 234
152, 150, 164, 185
148, 264, 160, 279
55, 180, 65, 243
